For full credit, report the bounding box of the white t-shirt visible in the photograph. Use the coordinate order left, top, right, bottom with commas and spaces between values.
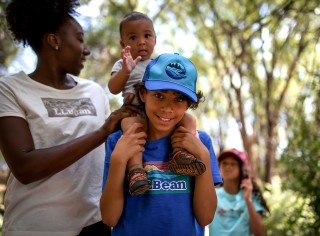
0, 71, 110, 236
111, 59, 151, 105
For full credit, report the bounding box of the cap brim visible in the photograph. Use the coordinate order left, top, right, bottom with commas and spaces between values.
145, 81, 198, 102
218, 150, 248, 166
218, 151, 241, 162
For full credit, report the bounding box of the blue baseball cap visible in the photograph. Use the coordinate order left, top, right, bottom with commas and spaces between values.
142, 53, 198, 102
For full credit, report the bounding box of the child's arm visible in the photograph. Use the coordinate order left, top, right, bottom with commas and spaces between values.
100, 123, 147, 227
171, 126, 217, 226
177, 112, 196, 135
108, 46, 141, 94
241, 178, 264, 236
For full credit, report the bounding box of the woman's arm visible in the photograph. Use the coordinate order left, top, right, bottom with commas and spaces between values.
0, 98, 140, 184
171, 126, 217, 226
100, 123, 147, 227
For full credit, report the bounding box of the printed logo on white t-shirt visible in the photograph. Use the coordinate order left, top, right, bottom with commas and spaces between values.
41, 98, 97, 117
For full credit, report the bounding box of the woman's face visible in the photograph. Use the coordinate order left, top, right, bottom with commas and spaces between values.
219, 156, 241, 181
55, 18, 90, 76
140, 89, 188, 140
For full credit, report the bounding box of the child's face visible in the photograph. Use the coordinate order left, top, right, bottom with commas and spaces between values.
219, 157, 241, 181
120, 19, 156, 61
140, 89, 188, 140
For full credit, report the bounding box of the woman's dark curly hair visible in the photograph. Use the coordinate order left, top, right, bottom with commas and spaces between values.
5, 0, 80, 53
134, 82, 205, 110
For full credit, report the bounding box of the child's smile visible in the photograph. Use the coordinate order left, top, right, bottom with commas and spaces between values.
141, 90, 188, 140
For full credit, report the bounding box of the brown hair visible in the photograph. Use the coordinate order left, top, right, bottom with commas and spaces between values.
119, 11, 155, 39
134, 82, 205, 110
222, 157, 270, 215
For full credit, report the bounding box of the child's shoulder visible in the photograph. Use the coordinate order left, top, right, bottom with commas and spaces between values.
108, 129, 123, 142
215, 186, 225, 194
111, 59, 123, 72
197, 130, 212, 141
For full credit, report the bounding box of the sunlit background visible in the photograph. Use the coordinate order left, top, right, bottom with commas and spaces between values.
1, 0, 320, 235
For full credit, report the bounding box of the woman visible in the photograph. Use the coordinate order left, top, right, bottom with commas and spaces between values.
0, 0, 139, 235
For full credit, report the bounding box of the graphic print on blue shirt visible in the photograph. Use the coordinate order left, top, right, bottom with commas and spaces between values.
103, 130, 222, 236
144, 161, 191, 194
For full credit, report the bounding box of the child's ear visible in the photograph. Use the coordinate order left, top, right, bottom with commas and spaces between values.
120, 40, 125, 49
139, 89, 146, 102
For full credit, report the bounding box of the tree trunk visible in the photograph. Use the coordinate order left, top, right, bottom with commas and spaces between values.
265, 117, 277, 183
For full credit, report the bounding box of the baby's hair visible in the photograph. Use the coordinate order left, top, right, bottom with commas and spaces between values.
5, 0, 80, 52
119, 11, 154, 39
134, 82, 204, 110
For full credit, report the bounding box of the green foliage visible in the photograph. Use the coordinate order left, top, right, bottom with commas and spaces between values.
0, 204, 2, 235
279, 80, 320, 234
1, 0, 320, 233
80, 0, 143, 87
159, 0, 320, 182
263, 176, 317, 235
0, 0, 20, 76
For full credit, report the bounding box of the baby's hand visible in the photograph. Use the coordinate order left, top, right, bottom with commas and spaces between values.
121, 46, 142, 74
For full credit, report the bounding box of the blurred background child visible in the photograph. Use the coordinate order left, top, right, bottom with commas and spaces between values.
209, 148, 269, 236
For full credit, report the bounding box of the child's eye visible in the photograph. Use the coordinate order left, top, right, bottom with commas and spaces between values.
176, 96, 186, 102
78, 36, 84, 43
129, 36, 137, 40
154, 93, 163, 99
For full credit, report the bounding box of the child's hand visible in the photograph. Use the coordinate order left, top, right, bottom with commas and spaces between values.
121, 46, 142, 74
171, 126, 205, 159
240, 177, 253, 202
112, 123, 147, 163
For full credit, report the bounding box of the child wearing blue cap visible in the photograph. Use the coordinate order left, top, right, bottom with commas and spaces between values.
101, 53, 223, 236
108, 12, 205, 196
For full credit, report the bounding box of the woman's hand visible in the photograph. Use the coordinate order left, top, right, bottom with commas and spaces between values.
101, 94, 143, 137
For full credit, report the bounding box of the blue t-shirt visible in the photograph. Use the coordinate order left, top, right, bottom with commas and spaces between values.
103, 130, 222, 236
208, 187, 264, 236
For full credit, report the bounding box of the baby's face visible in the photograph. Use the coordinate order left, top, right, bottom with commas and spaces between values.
120, 19, 156, 60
